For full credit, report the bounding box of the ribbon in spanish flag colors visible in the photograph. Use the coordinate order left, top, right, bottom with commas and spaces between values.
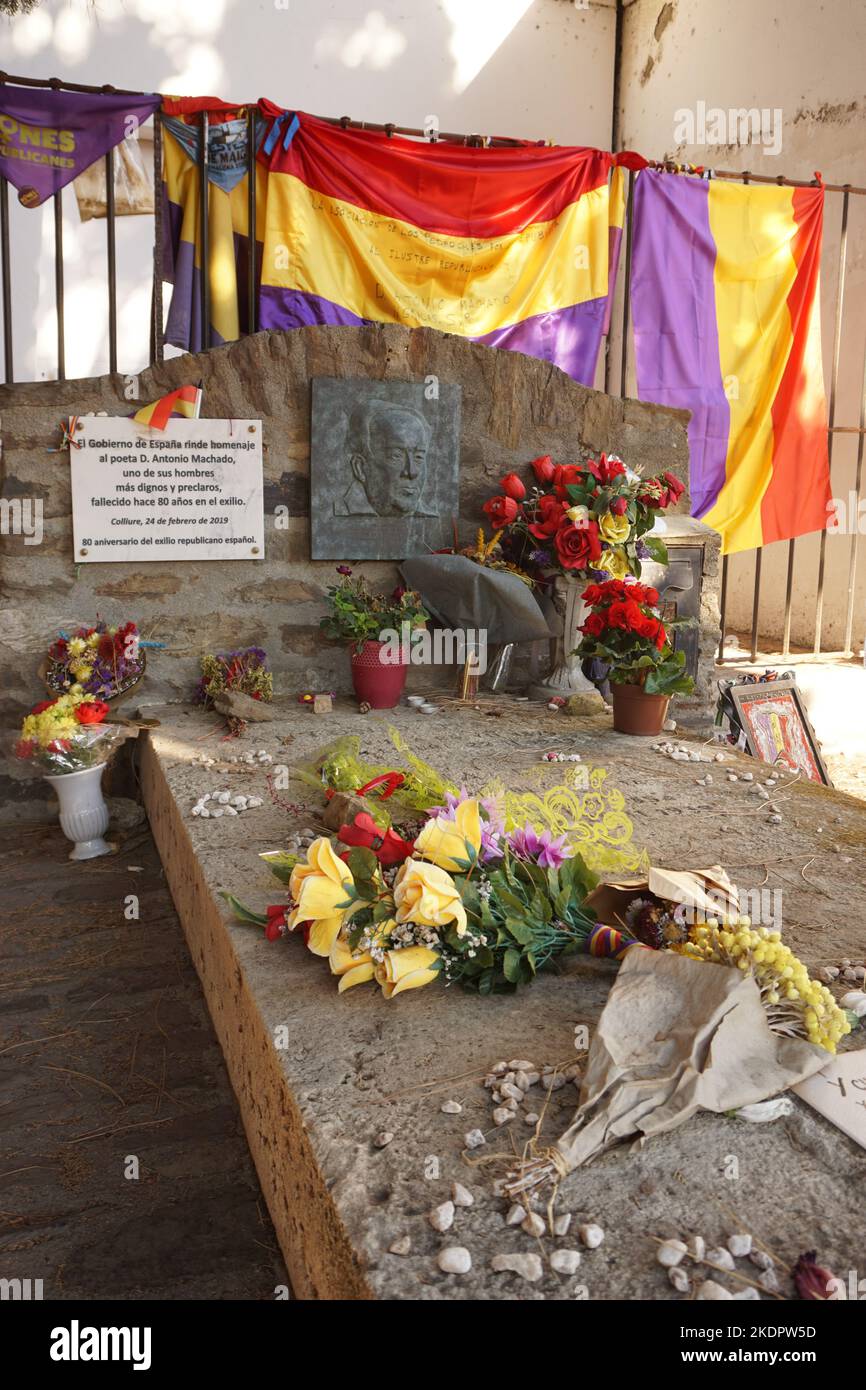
630, 169, 831, 555
161, 101, 629, 384
131, 383, 202, 429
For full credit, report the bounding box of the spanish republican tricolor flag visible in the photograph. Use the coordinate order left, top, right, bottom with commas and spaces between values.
256, 106, 625, 386
631, 170, 830, 555
132, 384, 202, 430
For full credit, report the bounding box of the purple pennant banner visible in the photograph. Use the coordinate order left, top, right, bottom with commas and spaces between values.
0, 86, 160, 207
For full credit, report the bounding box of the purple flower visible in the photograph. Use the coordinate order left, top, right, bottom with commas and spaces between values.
635, 540, 651, 561
507, 823, 572, 870
480, 825, 504, 862
529, 548, 552, 567
336, 565, 353, 576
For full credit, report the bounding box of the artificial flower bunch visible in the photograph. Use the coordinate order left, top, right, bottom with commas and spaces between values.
225, 789, 598, 1000
575, 578, 695, 696
196, 646, 273, 707
46, 620, 142, 699
674, 919, 852, 1053
14, 690, 121, 774
481, 452, 685, 583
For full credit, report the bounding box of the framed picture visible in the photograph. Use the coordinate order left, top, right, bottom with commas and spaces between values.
726, 677, 831, 786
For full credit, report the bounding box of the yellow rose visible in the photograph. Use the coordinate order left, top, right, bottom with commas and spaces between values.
394, 858, 467, 936
329, 933, 376, 993
598, 511, 631, 545
596, 547, 629, 579
565, 504, 590, 526
288, 837, 357, 954
413, 799, 481, 872
375, 945, 440, 998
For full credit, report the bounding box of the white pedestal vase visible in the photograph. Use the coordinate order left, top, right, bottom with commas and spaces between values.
44, 762, 112, 861
530, 574, 606, 704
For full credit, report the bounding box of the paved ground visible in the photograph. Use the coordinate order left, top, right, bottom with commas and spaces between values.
0, 822, 289, 1301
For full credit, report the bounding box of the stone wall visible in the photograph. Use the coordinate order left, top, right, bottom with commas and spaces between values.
1, 325, 694, 807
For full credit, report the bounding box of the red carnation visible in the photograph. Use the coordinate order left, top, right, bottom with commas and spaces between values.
500, 472, 526, 501
482, 495, 519, 529
554, 520, 602, 571
530, 455, 555, 484
75, 700, 110, 725
528, 494, 566, 539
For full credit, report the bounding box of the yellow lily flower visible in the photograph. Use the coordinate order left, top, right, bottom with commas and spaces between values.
329, 933, 376, 991
413, 798, 481, 872
598, 511, 631, 545
375, 945, 441, 998
288, 836, 356, 947
394, 858, 467, 936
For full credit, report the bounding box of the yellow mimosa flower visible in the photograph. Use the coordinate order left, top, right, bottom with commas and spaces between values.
375, 945, 440, 998
413, 798, 481, 872
394, 858, 467, 936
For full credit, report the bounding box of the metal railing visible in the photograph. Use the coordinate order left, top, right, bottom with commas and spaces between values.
2, 71, 864, 659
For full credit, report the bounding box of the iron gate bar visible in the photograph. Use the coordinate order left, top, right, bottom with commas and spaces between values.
151, 115, 164, 365
105, 146, 117, 374
750, 549, 763, 662
0, 174, 11, 383
198, 111, 210, 352
53, 190, 65, 381
814, 188, 850, 654
782, 539, 796, 657
843, 341, 866, 656
619, 169, 635, 397
247, 108, 257, 336
717, 553, 729, 660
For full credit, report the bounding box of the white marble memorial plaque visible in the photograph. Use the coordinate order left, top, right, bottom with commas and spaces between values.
70, 418, 264, 562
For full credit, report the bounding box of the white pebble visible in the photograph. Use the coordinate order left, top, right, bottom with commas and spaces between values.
217, 791, 231, 804
493, 1106, 515, 1126
707, 1246, 735, 1270
541, 1074, 566, 1092
727, 1233, 752, 1258
524, 1112, 540, 1126
192, 806, 202, 816
840, 991, 866, 1017
374, 1131, 394, 1148
553, 1213, 572, 1236
437, 1246, 471, 1275
505, 1204, 526, 1227
440, 1099, 462, 1114
657, 1240, 688, 1268
740, 771, 754, 781
464, 1129, 486, 1150
500, 1082, 523, 1103
223, 805, 238, 816
199, 809, 211, 818
759, 1268, 780, 1293
247, 796, 263, 808
451, 1182, 474, 1208
550, 1249, 581, 1275
490, 1252, 543, 1283
492, 1061, 508, 1075
428, 1201, 455, 1232
211, 809, 224, 818
697, 1279, 733, 1300
688, 1234, 706, 1262
578, 1223, 604, 1249
389, 1236, 411, 1256
749, 1249, 773, 1270
521, 1211, 545, 1238
509, 1060, 534, 1071
733, 1286, 761, 1300
669, 1266, 691, 1293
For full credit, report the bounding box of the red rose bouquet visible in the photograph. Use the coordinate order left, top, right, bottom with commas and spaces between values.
575, 579, 695, 695
481, 453, 685, 584
14, 691, 122, 774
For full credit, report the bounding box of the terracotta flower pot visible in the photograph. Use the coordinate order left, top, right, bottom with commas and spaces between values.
350, 640, 408, 709
611, 682, 670, 736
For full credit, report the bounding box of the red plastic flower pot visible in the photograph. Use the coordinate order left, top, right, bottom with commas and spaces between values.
349, 641, 408, 709
611, 682, 670, 736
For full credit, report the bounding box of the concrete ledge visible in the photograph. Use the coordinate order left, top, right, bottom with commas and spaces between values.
139, 706, 866, 1300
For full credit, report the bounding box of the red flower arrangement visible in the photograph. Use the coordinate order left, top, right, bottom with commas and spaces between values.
479, 453, 686, 585
575, 579, 695, 696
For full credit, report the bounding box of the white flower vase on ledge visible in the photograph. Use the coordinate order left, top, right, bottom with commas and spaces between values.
44, 763, 112, 861
530, 575, 606, 704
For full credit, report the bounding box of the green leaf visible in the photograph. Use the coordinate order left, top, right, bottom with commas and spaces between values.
642, 535, 668, 565
219, 890, 269, 926
258, 850, 298, 886
345, 846, 378, 881
503, 948, 522, 983
504, 916, 535, 945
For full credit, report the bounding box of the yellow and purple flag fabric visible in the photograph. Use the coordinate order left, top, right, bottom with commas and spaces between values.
631, 170, 830, 554
132, 383, 202, 430
255, 107, 621, 384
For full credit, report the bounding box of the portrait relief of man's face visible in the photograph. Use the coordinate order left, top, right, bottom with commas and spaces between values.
348, 404, 433, 516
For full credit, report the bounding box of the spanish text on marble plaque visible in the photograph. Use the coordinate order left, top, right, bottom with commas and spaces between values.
70, 418, 264, 562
